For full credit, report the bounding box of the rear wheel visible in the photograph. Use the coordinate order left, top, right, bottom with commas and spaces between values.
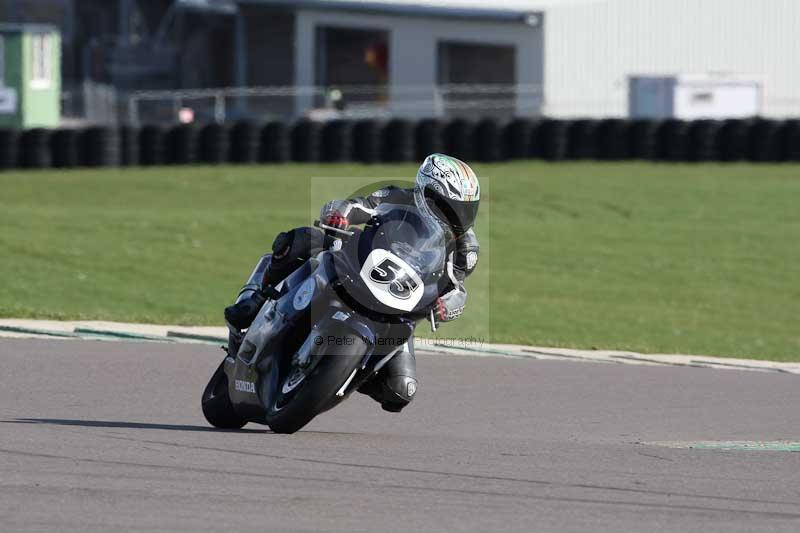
202, 360, 247, 429
265, 333, 368, 434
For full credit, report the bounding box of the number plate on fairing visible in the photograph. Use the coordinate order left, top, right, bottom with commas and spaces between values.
359, 249, 423, 312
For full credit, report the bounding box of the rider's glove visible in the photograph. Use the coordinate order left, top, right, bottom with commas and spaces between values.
433, 289, 467, 322
322, 211, 349, 229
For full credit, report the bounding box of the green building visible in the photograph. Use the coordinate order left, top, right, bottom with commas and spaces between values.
0, 23, 60, 129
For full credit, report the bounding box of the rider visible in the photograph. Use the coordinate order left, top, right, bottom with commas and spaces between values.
224, 153, 481, 412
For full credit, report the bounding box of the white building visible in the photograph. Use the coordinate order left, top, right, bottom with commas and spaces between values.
273, 0, 800, 118
535, 0, 800, 118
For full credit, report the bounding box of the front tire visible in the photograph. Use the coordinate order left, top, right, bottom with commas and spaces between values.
202, 360, 247, 429
265, 333, 368, 434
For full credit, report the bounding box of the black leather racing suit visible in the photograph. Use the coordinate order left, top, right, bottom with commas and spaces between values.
246, 186, 479, 412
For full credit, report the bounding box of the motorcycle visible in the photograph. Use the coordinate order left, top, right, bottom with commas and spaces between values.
201, 201, 448, 433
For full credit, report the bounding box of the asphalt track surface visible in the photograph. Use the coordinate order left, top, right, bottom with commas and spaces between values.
1, 339, 799, 532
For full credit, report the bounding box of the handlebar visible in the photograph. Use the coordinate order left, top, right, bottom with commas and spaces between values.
314, 219, 355, 237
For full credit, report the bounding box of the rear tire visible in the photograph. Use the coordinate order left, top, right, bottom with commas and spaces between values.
266, 333, 367, 434
202, 360, 247, 429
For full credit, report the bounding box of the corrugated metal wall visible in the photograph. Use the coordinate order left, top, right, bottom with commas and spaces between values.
544, 0, 800, 117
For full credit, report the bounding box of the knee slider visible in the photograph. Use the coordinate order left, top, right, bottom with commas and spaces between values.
383, 375, 418, 406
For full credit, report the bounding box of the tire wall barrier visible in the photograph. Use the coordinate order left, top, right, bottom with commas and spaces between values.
538, 119, 568, 161
21, 128, 52, 168
717, 120, 749, 162
119, 126, 139, 167
567, 119, 600, 160
782, 120, 800, 162
597, 119, 629, 160
382, 119, 414, 162
291, 120, 320, 162
1, 117, 799, 170
629, 119, 659, 160
229, 121, 259, 164
320, 120, 352, 162
51, 129, 80, 168
198, 124, 229, 165
504, 119, 535, 160
443, 118, 476, 161
687, 120, 719, 162
165, 124, 198, 165
139, 125, 165, 166
83, 127, 120, 167
475, 118, 502, 162
415, 119, 443, 161
260, 121, 290, 163
0, 128, 20, 169
353, 120, 382, 163
657, 119, 689, 161
748, 119, 782, 162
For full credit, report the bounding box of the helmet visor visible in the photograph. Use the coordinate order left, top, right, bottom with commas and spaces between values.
423, 185, 479, 233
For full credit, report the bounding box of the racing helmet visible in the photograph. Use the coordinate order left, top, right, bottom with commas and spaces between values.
414, 153, 480, 234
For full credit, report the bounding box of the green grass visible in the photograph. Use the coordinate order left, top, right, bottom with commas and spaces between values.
1, 162, 799, 361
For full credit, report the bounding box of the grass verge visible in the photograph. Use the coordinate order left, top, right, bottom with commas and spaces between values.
1, 162, 798, 361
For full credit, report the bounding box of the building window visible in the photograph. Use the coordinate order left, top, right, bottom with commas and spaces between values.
31, 34, 52, 89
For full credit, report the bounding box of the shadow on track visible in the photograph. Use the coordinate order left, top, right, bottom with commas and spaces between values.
3, 418, 363, 436
3, 418, 269, 433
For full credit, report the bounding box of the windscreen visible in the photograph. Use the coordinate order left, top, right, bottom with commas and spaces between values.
366, 203, 446, 279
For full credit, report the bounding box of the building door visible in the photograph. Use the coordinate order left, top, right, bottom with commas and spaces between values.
437, 41, 516, 118
315, 26, 389, 110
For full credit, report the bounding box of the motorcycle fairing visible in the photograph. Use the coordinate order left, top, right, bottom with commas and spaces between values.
359, 248, 424, 312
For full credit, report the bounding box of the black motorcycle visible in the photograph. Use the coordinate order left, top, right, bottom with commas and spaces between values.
201, 202, 448, 433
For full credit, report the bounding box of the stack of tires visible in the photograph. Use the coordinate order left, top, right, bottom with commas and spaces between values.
51, 129, 81, 168
229, 121, 260, 164
260, 122, 290, 163
291, 120, 321, 162
165, 124, 198, 165
199, 124, 229, 165
21, 129, 52, 168
139, 125, 166, 166
1, 116, 799, 171
415, 119, 443, 160
538, 119, 568, 161
0, 128, 19, 169
352, 120, 382, 163
382, 119, 414, 162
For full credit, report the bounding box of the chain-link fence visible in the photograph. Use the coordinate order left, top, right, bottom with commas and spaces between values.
122, 84, 544, 126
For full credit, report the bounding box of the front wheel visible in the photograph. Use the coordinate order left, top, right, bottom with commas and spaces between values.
265, 333, 368, 434
202, 360, 247, 429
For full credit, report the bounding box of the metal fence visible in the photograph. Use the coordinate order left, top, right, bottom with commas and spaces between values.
123, 84, 545, 125
61, 82, 122, 126
59, 83, 800, 126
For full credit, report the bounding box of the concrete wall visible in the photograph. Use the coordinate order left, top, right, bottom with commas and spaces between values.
543, 0, 800, 118
294, 9, 543, 117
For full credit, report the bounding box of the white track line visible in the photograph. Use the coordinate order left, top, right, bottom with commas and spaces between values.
1, 319, 798, 375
